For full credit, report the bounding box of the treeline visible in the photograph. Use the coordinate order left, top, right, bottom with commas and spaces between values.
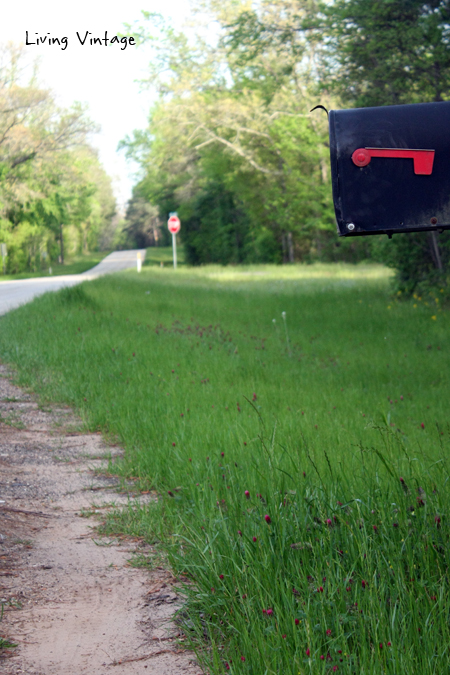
0, 44, 119, 274
122, 0, 450, 292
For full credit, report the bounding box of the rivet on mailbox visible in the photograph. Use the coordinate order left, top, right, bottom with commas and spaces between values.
328, 101, 450, 237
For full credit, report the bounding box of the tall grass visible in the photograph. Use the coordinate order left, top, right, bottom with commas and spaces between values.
0, 263, 449, 674
0, 250, 112, 281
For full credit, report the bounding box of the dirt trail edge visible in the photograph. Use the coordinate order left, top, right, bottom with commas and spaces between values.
0, 365, 201, 675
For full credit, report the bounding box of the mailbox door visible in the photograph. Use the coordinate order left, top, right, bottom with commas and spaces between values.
329, 101, 450, 236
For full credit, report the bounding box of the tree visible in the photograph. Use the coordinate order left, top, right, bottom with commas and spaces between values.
323, 0, 450, 107
0, 44, 97, 183
124, 193, 162, 248
120, 3, 336, 263
0, 43, 116, 273
225, 0, 450, 281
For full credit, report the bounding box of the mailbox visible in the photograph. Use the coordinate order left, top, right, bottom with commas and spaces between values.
329, 101, 450, 237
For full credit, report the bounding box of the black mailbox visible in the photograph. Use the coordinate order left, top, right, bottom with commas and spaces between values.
329, 101, 450, 237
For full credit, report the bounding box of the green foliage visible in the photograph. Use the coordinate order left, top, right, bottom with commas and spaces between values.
372, 231, 450, 300
123, 0, 450, 278
124, 195, 163, 248
121, 5, 336, 264
1, 265, 450, 673
324, 0, 450, 107
182, 182, 249, 265
0, 45, 116, 274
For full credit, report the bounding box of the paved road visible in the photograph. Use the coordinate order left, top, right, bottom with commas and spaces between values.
0, 250, 146, 316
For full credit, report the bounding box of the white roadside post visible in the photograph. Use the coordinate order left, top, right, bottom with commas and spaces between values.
137, 251, 142, 273
0, 243, 7, 275
167, 213, 181, 269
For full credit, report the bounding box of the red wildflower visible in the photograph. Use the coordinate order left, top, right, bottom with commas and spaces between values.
295, 618, 300, 625
241, 656, 245, 661
421, 423, 425, 429
221, 452, 225, 457
387, 641, 391, 646
266, 608, 273, 616
318, 586, 324, 592
320, 655, 325, 660
379, 643, 383, 650
306, 648, 310, 657
244, 490, 250, 499
326, 518, 332, 526
238, 530, 242, 536
264, 514, 271, 524
326, 629, 332, 636
253, 537, 257, 542
362, 580, 367, 589
219, 574, 224, 579
282, 634, 286, 639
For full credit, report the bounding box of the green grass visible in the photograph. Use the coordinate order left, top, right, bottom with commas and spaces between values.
143, 244, 186, 267
0, 250, 112, 280
0, 262, 449, 674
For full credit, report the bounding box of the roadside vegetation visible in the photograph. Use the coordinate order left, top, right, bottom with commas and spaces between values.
121, 0, 450, 297
0, 250, 112, 281
1, 263, 449, 674
0, 44, 120, 276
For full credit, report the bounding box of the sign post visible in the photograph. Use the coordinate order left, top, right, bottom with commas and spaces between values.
0, 243, 7, 275
137, 251, 142, 273
167, 213, 181, 269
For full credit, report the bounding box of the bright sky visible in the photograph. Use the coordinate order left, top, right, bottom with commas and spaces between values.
2, 0, 191, 211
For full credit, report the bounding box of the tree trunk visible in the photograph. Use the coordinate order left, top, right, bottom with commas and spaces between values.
60, 223, 64, 265
287, 231, 295, 263
429, 231, 443, 271
281, 232, 288, 264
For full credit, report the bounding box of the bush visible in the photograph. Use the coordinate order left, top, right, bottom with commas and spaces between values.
372, 230, 450, 298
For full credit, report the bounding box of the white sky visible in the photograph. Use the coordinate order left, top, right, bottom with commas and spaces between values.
2, 0, 192, 211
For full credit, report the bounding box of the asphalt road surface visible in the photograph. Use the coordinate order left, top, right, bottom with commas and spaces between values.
0, 250, 146, 316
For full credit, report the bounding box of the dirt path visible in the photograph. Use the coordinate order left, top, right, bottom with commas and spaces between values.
0, 365, 200, 675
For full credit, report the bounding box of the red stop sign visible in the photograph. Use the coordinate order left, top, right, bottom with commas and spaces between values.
168, 215, 181, 234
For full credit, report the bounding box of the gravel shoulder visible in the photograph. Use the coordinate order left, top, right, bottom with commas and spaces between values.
0, 364, 200, 675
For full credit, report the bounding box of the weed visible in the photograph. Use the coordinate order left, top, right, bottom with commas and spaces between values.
0, 412, 25, 430
12, 539, 33, 547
